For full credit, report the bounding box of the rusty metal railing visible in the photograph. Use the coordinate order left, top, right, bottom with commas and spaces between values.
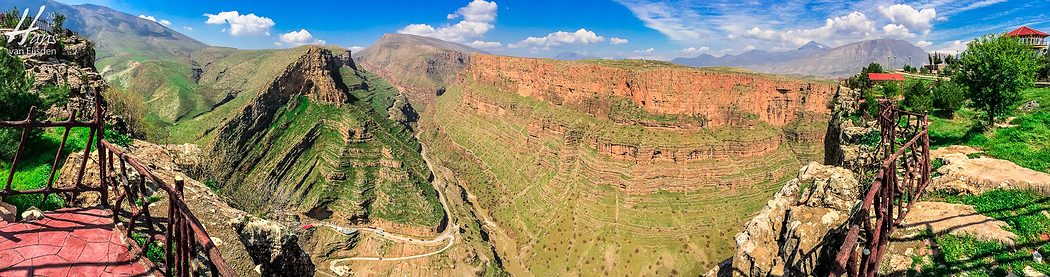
1, 97, 106, 206
0, 96, 237, 276
830, 100, 931, 277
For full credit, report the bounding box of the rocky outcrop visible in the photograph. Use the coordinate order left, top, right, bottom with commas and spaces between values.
823, 86, 880, 174
232, 217, 315, 277
929, 148, 1050, 195
7, 33, 106, 98
467, 55, 838, 128
725, 163, 860, 276
203, 46, 356, 190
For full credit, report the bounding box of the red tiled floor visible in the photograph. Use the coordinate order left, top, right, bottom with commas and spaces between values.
0, 207, 154, 277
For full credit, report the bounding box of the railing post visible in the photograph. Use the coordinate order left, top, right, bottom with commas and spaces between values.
175, 175, 187, 276
95, 95, 109, 208
166, 182, 176, 275
5, 107, 36, 193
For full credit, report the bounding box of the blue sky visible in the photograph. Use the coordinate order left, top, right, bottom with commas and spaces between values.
56, 0, 1050, 60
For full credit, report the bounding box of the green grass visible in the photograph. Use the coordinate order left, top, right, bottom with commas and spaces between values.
130, 232, 165, 264
917, 189, 1050, 275
424, 79, 820, 275
928, 88, 1050, 173
0, 127, 95, 214
208, 66, 442, 228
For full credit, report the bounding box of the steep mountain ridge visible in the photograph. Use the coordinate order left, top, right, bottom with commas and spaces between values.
354, 33, 484, 109
200, 46, 444, 233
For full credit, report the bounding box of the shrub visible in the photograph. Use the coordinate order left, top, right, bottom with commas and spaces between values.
954, 34, 1038, 126
0, 48, 44, 160
846, 62, 885, 90
932, 80, 966, 117
1038, 51, 1050, 81
103, 87, 148, 138
879, 81, 901, 99
903, 80, 933, 113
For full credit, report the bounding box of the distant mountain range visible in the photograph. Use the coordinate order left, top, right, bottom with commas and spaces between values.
6, 0, 206, 61
553, 52, 599, 61
673, 39, 927, 77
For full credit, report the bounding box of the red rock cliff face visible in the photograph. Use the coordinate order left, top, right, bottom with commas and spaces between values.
468, 54, 838, 128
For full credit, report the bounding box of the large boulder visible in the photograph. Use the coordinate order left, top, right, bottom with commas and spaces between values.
930, 151, 1050, 195
727, 162, 860, 276
232, 217, 315, 277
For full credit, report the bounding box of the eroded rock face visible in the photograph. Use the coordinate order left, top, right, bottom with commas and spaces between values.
467, 54, 838, 128
823, 86, 880, 174
232, 217, 315, 277
729, 162, 860, 276
7, 33, 106, 97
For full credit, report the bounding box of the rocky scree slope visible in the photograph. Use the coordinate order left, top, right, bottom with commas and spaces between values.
199, 46, 444, 236
416, 55, 842, 275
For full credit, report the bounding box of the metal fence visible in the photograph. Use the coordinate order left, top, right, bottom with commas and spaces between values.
830, 100, 931, 277
0, 96, 237, 276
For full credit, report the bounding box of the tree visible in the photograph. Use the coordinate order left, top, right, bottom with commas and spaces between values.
932, 80, 966, 118
880, 81, 901, 99
1038, 50, 1050, 81
954, 34, 1038, 126
903, 64, 917, 73
903, 80, 933, 113
49, 12, 66, 34
0, 49, 44, 159
846, 62, 885, 90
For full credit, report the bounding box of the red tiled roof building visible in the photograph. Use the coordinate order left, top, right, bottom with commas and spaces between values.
1006, 26, 1048, 52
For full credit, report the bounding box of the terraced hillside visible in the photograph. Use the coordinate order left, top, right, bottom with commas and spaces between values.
199, 46, 444, 231
417, 55, 840, 275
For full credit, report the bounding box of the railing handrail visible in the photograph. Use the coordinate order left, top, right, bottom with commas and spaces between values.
830, 101, 931, 277
0, 97, 237, 276
100, 140, 238, 276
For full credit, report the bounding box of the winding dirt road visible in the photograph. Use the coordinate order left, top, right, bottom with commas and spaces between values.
326, 133, 458, 274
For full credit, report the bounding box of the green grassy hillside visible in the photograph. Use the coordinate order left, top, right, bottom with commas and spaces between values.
197, 48, 444, 228
419, 79, 824, 275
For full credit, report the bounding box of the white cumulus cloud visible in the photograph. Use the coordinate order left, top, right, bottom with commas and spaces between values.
138, 15, 171, 26
680, 46, 710, 56
512, 28, 605, 48
399, 0, 497, 43
933, 40, 969, 54
204, 11, 275, 36
278, 29, 326, 46
743, 11, 876, 46
916, 40, 932, 47
610, 37, 629, 45
447, 0, 498, 22
469, 40, 503, 50
882, 24, 916, 39
878, 4, 936, 35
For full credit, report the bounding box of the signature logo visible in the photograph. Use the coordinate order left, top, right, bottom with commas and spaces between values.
1, 5, 58, 47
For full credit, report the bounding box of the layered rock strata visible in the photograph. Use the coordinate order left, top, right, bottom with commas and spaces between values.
468, 55, 838, 128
